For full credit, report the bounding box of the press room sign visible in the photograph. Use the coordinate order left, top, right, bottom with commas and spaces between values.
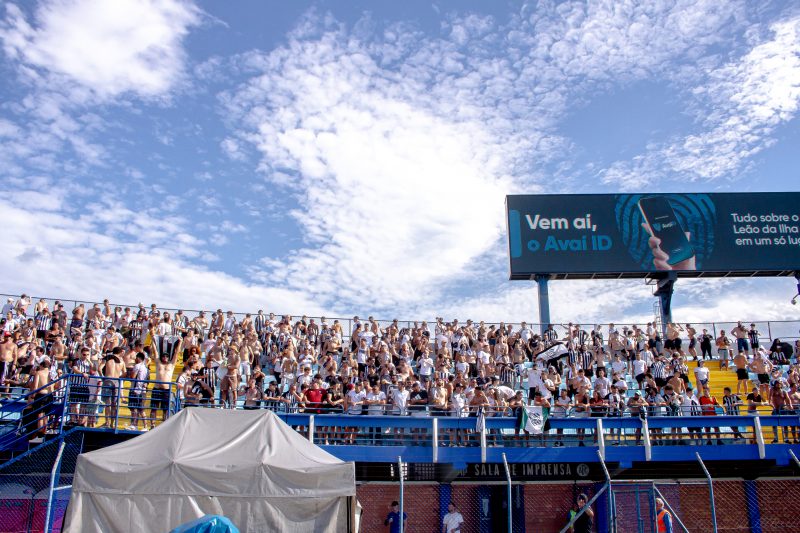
458, 462, 607, 481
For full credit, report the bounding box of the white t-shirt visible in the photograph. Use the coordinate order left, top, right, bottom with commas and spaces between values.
443, 511, 464, 533
346, 390, 365, 415
366, 390, 386, 414
632, 359, 647, 376
594, 377, 610, 397
418, 357, 434, 376
391, 388, 410, 414
694, 366, 710, 381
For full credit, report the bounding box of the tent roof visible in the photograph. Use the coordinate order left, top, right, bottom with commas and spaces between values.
72, 409, 355, 498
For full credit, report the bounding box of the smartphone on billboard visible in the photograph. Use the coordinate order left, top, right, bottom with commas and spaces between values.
638, 196, 694, 266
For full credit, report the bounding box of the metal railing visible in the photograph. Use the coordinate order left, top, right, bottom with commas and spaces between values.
4, 292, 800, 346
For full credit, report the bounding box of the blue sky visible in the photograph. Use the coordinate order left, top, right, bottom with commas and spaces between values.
1, 0, 799, 325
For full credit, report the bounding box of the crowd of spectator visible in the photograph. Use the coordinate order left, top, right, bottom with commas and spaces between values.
1, 294, 799, 444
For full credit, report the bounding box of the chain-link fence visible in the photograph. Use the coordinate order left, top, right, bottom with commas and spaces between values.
356, 481, 603, 532
0, 431, 81, 533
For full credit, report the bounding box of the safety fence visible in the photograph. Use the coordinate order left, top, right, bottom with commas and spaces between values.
4, 292, 800, 345
0, 431, 79, 533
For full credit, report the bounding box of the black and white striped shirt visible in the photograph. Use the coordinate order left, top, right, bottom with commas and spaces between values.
254, 314, 266, 333
576, 330, 589, 347
71, 359, 92, 386
35, 313, 52, 333
578, 351, 594, 371
747, 329, 759, 346
722, 394, 741, 415
651, 361, 667, 380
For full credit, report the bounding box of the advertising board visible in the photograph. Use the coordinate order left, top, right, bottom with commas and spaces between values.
506, 193, 800, 279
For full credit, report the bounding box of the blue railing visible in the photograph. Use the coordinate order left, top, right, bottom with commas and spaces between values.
3, 375, 799, 467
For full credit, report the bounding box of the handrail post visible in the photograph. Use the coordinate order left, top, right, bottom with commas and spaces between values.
696, 452, 718, 533
480, 424, 487, 463
596, 418, 605, 460
789, 449, 800, 470
308, 414, 315, 444
432, 417, 438, 463
44, 440, 66, 533
398, 455, 404, 533
113, 376, 121, 432
502, 452, 512, 533
59, 378, 71, 434
753, 416, 765, 459
642, 417, 652, 461
597, 449, 614, 533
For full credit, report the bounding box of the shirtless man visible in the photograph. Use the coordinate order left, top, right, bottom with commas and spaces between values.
149, 337, 182, 428
100, 326, 121, 354
685, 324, 697, 360
123, 341, 143, 378
100, 347, 125, 428
731, 321, 750, 355
733, 351, 749, 395
29, 359, 55, 437
665, 323, 683, 354
716, 330, 732, 370
0, 333, 19, 395
749, 351, 772, 398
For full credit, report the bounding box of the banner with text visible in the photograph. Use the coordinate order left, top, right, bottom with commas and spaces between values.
506, 192, 800, 278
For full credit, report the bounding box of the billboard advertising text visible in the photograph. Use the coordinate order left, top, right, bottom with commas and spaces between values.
506, 193, 800, 279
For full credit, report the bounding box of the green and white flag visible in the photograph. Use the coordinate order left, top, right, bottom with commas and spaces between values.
520, 405, 547, 434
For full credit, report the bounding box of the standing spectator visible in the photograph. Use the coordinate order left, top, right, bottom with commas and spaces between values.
384, 501, 407, 533
769, 381, 793, 443
655, 498, 673, 533
699, 389, 722, 445
570, 493, 594, 533
693, 359, 710, 395
442, 502, 464, 533
699, 329, 713, 361
722, 387, 744, 440
128, 352, 149, 431
716, 330, 732, 370
731, 322, 750, 355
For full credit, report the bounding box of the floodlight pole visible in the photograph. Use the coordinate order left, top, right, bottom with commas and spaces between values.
653, 272, 677, 338
535, 274, 551, 335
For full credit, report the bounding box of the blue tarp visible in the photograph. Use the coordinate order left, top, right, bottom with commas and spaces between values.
169, 515, 239, 533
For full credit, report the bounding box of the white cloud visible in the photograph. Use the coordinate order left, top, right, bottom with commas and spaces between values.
0, 182, 322, 315
0, 0, 202, 99
220, 2, 750, 314
602, 16, 800, 188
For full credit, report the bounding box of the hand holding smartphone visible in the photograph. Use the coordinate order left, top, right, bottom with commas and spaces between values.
638, 196, 696, 271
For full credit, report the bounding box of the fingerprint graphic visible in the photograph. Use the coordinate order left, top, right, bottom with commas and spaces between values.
614, 194, 716, 270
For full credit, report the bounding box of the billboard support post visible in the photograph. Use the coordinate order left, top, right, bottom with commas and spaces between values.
653, 273, 677, 336
535, 274, 551, 335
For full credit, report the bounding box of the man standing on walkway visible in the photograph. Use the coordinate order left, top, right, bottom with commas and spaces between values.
442, 502, 463, 533
655, 498, 673, 532
384, 501, 407, 533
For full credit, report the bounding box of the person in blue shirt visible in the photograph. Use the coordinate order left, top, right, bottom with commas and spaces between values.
384, 501, 408, 533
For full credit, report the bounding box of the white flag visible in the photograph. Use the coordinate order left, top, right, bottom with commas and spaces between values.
521, 405, 545, 434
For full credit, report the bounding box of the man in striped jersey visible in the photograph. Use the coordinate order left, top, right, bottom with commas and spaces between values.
69, 348, 93, 426
650, 355, 668, 389
35, 308, 52, 340
543, 324, 558, 347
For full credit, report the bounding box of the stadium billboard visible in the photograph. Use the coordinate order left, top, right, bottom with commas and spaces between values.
506, 192, 800, 280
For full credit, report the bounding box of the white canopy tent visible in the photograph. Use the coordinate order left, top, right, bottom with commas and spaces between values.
63, 409, 358, 533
